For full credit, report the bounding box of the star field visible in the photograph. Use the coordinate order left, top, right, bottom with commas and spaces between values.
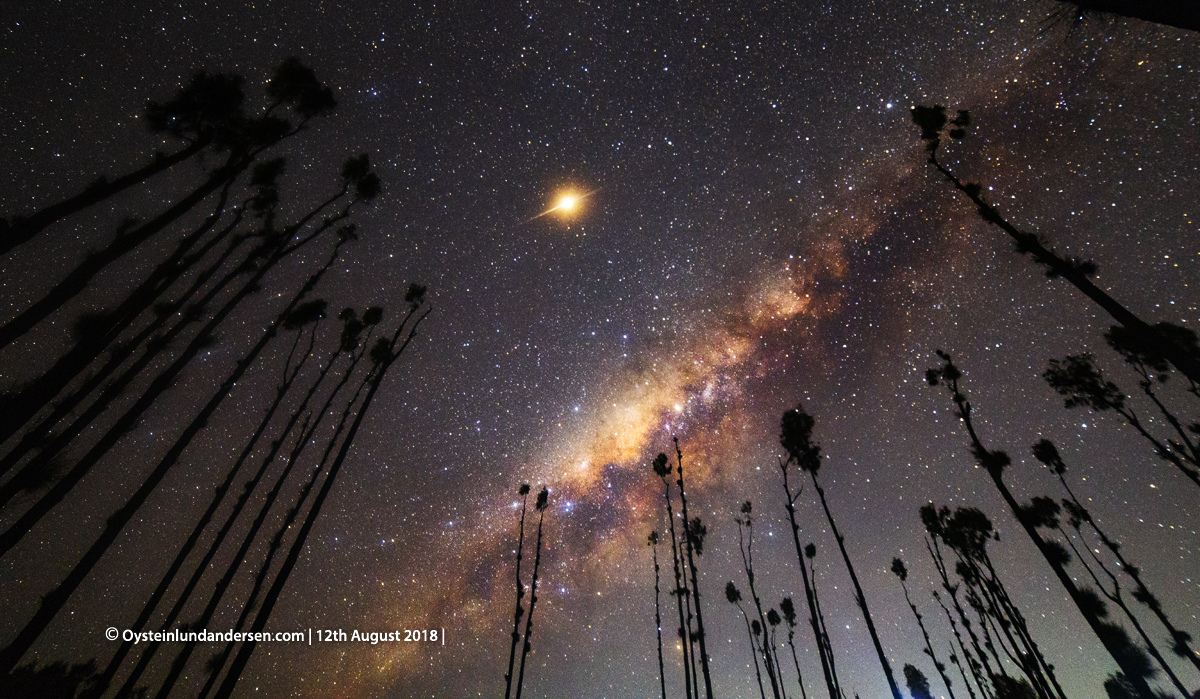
1, 1, 1198, 698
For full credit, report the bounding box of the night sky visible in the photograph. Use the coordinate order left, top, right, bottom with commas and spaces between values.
1, 1, 1198, 697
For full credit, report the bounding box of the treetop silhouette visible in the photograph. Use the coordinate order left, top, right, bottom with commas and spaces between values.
911, 105, 1200, 387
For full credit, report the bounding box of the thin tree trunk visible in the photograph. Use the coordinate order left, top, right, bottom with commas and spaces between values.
210, 301, 430, 699
738, 511, 782, 699
1, 135, 212, 255
652, 537, 668, 699
1058, 526, 1191, 696
808, 471, 903, 699
193, 343, 375, 699
154, 330, 371, 699
514, 491, 549, 699
928, 538, 995, 695
770, 626, 789, 699
779, 460, 841, 699
931, 588, 986, 699
898, 576, 959, 699
505, 487, 532, 699
785, 628, 809, 699
114, 314, 362, 699
661, 476, 695, 699
0, 214, 252, 485
736, 606, 769, 699
0, 203, 352, 555
808, 551, 842, 699
935, 356, 1160, 699
925, 153, 1200, 387
674, 438, 714, 699
85, 318, 322, 699
0, 153, 249, 352
976, 552, 1068, 699
0, 178, 239, 443
0, 234, 346, 674
1054, 470, 1200, 675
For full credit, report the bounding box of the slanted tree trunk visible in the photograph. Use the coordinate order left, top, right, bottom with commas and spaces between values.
0, 135, 212, 255
85, 307, 326, 699
0, 235, 348, 675
778, 458, 842, 699
912, 108, 1200, 387
514, 488, 550, 699
928, 352, 1159, 699
650, 532, 668, 699
504, 485, 533, 699
211, 294, 429, 699
673, 438, 715, 699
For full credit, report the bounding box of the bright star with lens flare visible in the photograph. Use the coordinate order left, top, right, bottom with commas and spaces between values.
524, 188, 599, 223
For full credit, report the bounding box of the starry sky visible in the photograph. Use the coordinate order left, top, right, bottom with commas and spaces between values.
1, 1, 1198, 697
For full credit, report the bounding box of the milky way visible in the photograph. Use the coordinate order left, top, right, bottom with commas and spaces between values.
1, 2, 1198, 698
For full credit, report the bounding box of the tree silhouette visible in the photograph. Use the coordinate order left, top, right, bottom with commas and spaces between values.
650, 531, 668, 699
780, 405, 902, 699
1038, 495, 1191, 696
735, 501, 783, 699
0, 60, 422, 698
777, 448, 841, 699
83, 298, 332, 698
893, 557, 959, 699
156, 312, 381, 699
109, 307, 374, 698
0, 195, 362, 562
211, 285, 430, 699
923, 504, 1014, 699
927, 350, 1159, 698
0, 188, 259, 481
513, 487, 550, 699
1105, 323, 1200, 448
505, 484, 534, 699
652, 451, 695, 699
804, 543, 842, 699
766, 608, 788, 699
910, 105, 1200, 388
194, 320, 382, 699
1043, 351, 1199, 491
0, 153, 378, 528
1037, 0, 1200, 34
673, 437, 715, 699
1033, 438, 1200, 676
778, 598, 808, 699
0, 58, 340, 354
0, 153, 380, 556
929, 588, 984, 699
0, 230, 364, 675
922, 504, 1064, 699
0, 157, 289, 446
727, 581, 769, 699
0, 71, 246, 255
905, 664, 935, 699
992, 675, 1039, 699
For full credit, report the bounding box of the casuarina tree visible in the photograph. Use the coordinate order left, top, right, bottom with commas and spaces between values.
514, 487, 550, 699
910, 105, 1200, 387
650, 531, 668, 699
781, 405, 902, 699
505, 484, 533, 699
927, 350, 1159, 699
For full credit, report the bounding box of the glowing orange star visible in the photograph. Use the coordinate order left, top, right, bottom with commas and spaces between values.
524, 188, 599, 223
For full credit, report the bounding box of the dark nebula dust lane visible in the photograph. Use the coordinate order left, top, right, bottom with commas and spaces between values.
1, 1, 1198, 697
